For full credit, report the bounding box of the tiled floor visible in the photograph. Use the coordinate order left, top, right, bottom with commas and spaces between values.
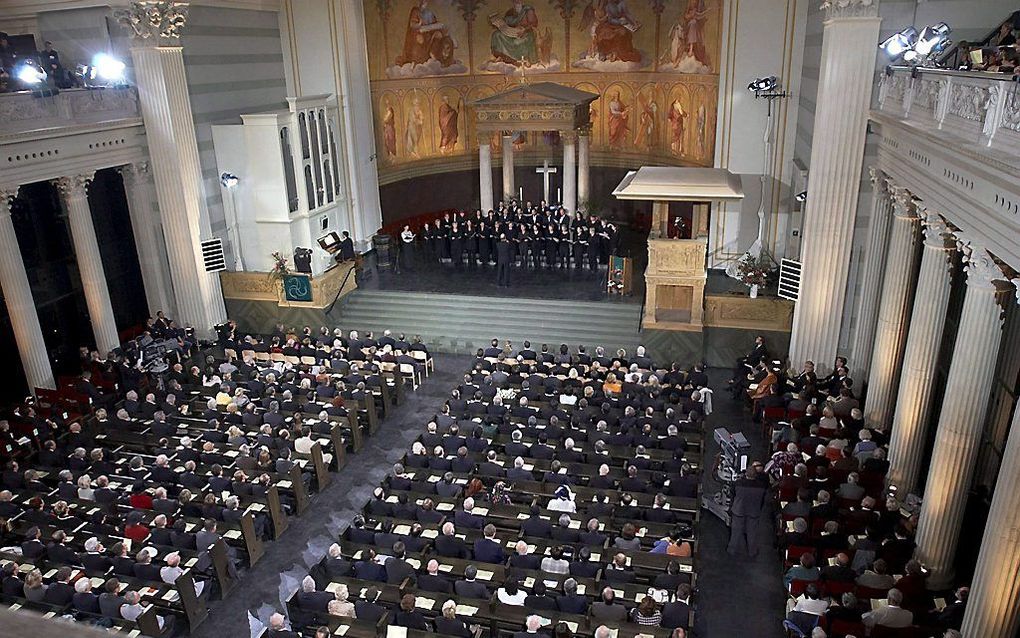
192, 359, 787, 638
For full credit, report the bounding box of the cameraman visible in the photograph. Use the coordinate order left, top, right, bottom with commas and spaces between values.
727, 462, 768, 557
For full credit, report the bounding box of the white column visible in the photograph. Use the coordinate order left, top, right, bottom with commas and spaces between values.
502, 133, 515, 202
915, 244, 1006, 589
126, 19, 226, 336
0, 188, 55, 392
787, 0, 881, 372
886, 212, 954, 493
976, 303, 1020, 487
863, 187, 921, 430
55, 173, 120, 356
848, 168, 894, 380
961, 379, 1020, 638
577, 130, 590, 209
119, 162, 176, 317
479, 136, 494, 212
563, 131, 577, 214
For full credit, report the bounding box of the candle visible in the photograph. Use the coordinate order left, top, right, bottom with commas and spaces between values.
519, 186, 523, 202
556, 188, 561, 203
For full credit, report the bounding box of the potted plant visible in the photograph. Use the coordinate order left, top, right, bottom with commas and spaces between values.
735, 254, 774, 299
269, 251, 291, 282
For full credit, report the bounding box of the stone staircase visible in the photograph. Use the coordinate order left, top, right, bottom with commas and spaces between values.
329, 290, 643, 356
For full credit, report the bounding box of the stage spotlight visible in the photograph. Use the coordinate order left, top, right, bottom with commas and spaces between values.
795, 191, 807, 203
15, 62, 46, 85
92, 53, 126, 82
914, 22, 951, 58
219, 172, 239, 188
879, 27, 918, 60
748, 76, 778, 93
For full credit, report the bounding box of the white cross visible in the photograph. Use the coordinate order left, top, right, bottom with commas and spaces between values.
535, 160, 558, 204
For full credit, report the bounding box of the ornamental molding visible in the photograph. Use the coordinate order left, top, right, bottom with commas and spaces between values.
821, 0, 878, 21
890, 186, 916, 217
114, 1, 189, 42
53, 173, 95, 199
0, 187, 19, 212
956, 235, 1005, 290
118, 161, 150, 182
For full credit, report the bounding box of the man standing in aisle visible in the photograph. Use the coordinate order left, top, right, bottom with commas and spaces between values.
496, 233, 513, 287
727, 464, 767, 557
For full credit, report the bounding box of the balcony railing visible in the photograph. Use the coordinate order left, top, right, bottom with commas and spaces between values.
0, 87, 140, 137
876, 66, 1020, 159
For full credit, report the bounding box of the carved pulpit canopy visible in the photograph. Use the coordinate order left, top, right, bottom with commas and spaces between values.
612, 167, 744, 202
471, 81, 598, 135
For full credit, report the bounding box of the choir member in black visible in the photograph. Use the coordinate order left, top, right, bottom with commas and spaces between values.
516, 223, 531, 267
496, 233, 513, 287
461, 220, 475, 266
475, 222, 489, 266
587, 227, 600, 270
573, 226, 587, 270
435, 221, 450, 262
544, 223, 558, 267
449, 222, 463, 266
338, 231, 355, 262
421, 222, 434, 262
558, 223, 572, 268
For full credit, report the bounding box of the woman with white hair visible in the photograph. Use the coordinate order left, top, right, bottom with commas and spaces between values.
434, 600, 470, 637
328, 583, 356, 618
77, 475, 94, 500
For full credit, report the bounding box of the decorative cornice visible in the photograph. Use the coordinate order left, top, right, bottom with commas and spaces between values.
53, 173, 95, 199
821, 0, 879, 21
114, 1, 190, 42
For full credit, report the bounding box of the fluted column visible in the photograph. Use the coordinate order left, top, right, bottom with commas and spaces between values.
577, 130, 590, 210
787, 0, 881, 371
0, 188, 55, 392
479, 136, 494, 213
55, 174, 120, 355
121, 3, 226, 337
848, 168, 894, 380
563, 131, 577, 214
864, 187, 921, 430
961, 369, 1020, 638
119, 162, 175, 317
915, 244, 1006, 589
502, 134, 515, 202
886, 212, 954, 492
976, 302, 1020, 487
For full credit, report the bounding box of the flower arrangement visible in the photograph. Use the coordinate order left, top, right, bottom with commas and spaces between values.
735, 254, 774, 289
269, 251, 291, 281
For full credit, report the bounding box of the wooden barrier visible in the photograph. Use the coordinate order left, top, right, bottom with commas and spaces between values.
240, 512, 264, 565
309, 442, 331, 490
266, 485, 289, 539
174, 572, 208, 630
209, 539, 235, 597
288, 465, 309, 515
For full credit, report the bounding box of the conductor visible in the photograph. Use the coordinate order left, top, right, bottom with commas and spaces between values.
496, 233, 512, 287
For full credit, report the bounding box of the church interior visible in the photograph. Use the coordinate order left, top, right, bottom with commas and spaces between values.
0, 0, 1018, 637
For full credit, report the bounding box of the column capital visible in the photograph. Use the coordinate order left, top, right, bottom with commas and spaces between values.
114, 1, 190, 42
54, 173, 95, 200
867, 166, 883, 187
821, 0, 879, 21
119, 162, 151, 183
560, 130, 578, 144
477, 131, 491, 147
890, 187, 918, 219
958, 238, 1007, 291
0, 186, 19, 212
920, 211, 952, 247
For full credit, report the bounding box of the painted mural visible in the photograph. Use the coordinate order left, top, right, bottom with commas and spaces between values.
366, 0, 722, 180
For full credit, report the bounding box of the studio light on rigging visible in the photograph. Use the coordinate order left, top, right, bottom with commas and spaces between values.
879, 22, 951, 65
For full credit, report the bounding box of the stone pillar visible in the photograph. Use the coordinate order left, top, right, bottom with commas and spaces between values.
960, 382, 1020, 638
501, 134, 515, 202
787, 0, 881, 372
864, 187, 921, 430
563, 131, 577, 214
119, 162, 176, 317
848, 168, 894, 380
55, 174, 120, 355
914, 244, 1006, 589
0, 188, 55, 392
976, 302, 1020, 487
886, 212, 954, 493
479, 136, 493, 213
121, 3, 226, 336
577, 130, 590, 209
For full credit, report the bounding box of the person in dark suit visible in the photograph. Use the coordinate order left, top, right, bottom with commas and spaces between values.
72, 578, 102, 614
524, 580, 558, 612
353, 587, 387, 623
521, 505, 553, 538
435, 600, 472, 637
472, 524, 505, 564
590, 587, 628, 623
21, 527, 46, 560
512, 615, 550, 638
385, 541, 418, 585
98, 578, 126, 617
454, 498, 485, 529
496, 234, 513, 287
295, 575, 334, 612
1, 562, 23, 597
556, 578, 588, 614
509, 540, 541, 570
323, 544, 354, 580
727, 465, 768, 557
932, 586, 968, 631
394, 593, 429, 630
47, 531, 80, 565
354, 549, 387, 582
661, 583, 692, 630
435, 522, 470, 559
418, 559, 454, 594
266, 613, 299, 638
454, 565, 490, 599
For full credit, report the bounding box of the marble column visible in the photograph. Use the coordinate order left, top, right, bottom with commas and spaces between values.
577, 130, 590, 210
479, 136, 494, 213
848, 168, 894, 380
123, 4, 226, 337
119, 162, 176, 317
960, 375, 1020, 638
864, 187, 921, 430
563, 131, 577, 214
787, 0, 881, 372
0, 188, 55, 392
915, 244, 1006, 589
976, 302, 1020, 487
55, 174, 120, 355
502, 134, 515, 202
885, 212, 955, 493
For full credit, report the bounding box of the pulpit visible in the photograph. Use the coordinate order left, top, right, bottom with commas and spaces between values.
614, 167, 744, 331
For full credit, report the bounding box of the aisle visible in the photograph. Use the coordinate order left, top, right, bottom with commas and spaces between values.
692, 369, 788, 637
189, 354, 472, 638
